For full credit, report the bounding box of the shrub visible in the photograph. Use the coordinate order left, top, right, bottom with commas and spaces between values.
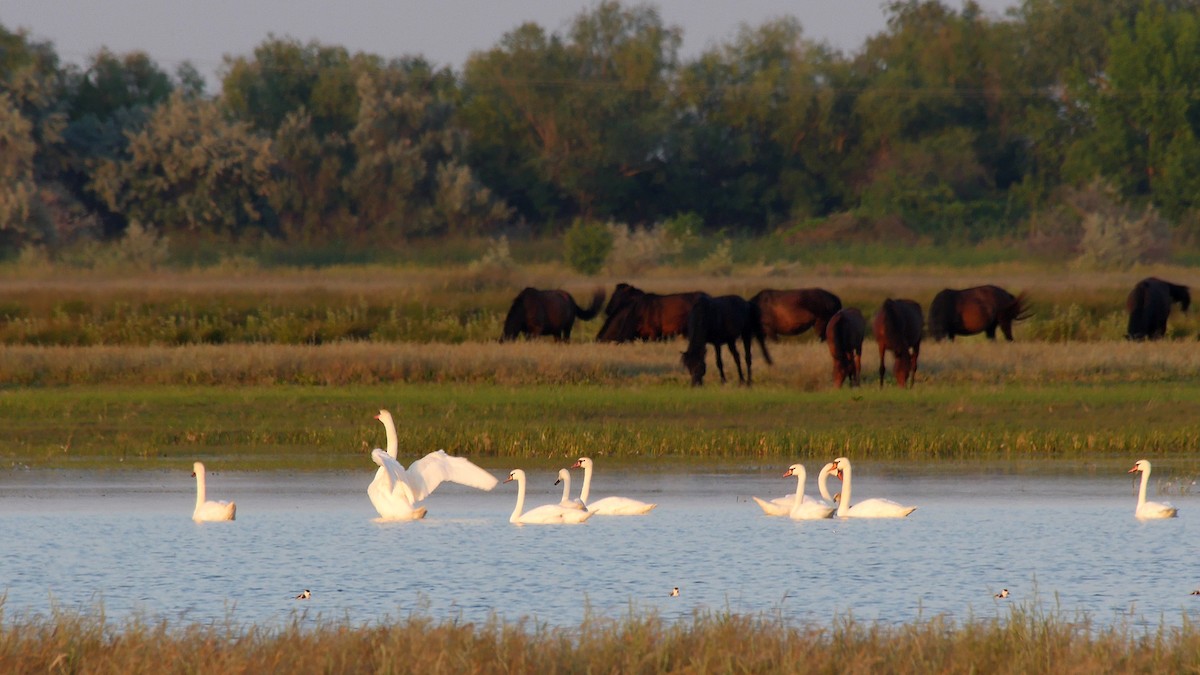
605, 222, 684, 275
563, 219, 613, 275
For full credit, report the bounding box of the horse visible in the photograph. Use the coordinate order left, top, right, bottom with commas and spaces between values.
500, 287, 605, 342
750, 288, 843, 341
595, 283, 705, 342
680, 294, 773, 386
1126, 277, 1190, 340
825, 307, 866, 388
872, 299, 923, 388
927, 285, 1031, 341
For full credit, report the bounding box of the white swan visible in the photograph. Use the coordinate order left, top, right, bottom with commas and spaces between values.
191, 461, 236, 522
783, 464, 835, 520
830, 457, 916, 518
754, 462, 835, 516
554, 469, 588, 510
366, 409, 498, 521
1128, 459, 1178, 519
504, 469, 592, 524
571, 457, 657, 515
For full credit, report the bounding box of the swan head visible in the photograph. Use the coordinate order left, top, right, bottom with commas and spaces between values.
504, 469, 525, 484
375, 409, 395, 425
571, 457, 593, 470
1129, 459, 1151, 474
831, 457, 851, 480
782, 464, 806, 479
554, 468, 570, 485
191, 461, 204, 478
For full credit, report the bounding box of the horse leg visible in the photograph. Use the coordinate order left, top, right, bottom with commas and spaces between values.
852, 349, 862, 387
729, 340, 746, 385
878, 345, 887, 387
1000, 321, 1014, 341
714, 344, 728, 383
985, 325, 997, 340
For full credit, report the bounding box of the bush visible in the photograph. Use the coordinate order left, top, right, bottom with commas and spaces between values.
563, 219, 613, 275
605, 222, 684, 275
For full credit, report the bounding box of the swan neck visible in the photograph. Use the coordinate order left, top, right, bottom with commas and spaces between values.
818, 466, 834, 503
579, 463, 592, 503
560, 474, 571, 502
384, 416, 399, 459
1137, 466, 1150, 508
195, 469, 206, 508
837, 465, 852, 516
791, 469, 807, 510
510, 475, 525, 523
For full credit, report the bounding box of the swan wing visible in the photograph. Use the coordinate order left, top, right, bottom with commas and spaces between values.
753, 494, 793, 516
371, 449, 417, 505
518, 504, 569, 524
405, 450, 498, 502
847, 497, 916, 518
193, 500, 236, 522
587, 496, 656, 516
1137, 501, 1178, 519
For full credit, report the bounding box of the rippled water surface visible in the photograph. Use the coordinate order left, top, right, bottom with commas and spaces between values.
1, 466, 1197, 628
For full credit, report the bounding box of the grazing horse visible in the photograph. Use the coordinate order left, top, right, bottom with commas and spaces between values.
500, 287, 605, 342
825, 308, 866, 388
595, 283, 705, 342
1126, 277, 1190, 340
872, 299, 923, 388
680, 295, 773, 386
928, 285, 1031, 342
750, 288, 843, 342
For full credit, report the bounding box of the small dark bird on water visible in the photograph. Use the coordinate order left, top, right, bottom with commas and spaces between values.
296, 589, 311, 600
994, 589, 1009, 599
669, 587, 679, 597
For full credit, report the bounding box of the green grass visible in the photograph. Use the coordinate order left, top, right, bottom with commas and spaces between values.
1, 603, 1196, 674
5, 382, 1200, 471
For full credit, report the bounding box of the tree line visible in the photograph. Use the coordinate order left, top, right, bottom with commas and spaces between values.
2, 0, 1199, 259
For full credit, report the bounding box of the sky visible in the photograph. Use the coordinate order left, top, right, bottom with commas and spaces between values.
3, 0, 1019, 89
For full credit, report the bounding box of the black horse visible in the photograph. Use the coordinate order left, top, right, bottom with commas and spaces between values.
680, 295, 772, 386
872, 299, 923, 388
1126, 277, 1190, 340
500, 287, 605, 342
928, 285, 1031, 341
826, 307, 866, 388
750, 288, 843, 341
596, 283, 705, 342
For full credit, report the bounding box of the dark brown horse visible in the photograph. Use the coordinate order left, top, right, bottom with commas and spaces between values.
680, 294, 772, 386
872, 299, 923, 388
826, 308, 865, 388
1126, 277, 1190, 340
750, 288, 843, 341
595, 283, 705, 342
928, 285, 1031, 341
500, 287, 605, 342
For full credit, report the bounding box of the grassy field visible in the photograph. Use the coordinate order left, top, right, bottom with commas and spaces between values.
1, 604, 1196, 674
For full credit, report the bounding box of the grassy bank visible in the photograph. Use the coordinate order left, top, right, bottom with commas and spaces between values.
1, 605, 1196, 674
4, 379, 1200, 471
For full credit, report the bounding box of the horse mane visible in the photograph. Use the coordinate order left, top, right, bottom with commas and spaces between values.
597, 300, 643, 342
1166, 281, 1191, 311
500, 288, 537, 340
927, 289, 955, 339
680, 296, 710, 370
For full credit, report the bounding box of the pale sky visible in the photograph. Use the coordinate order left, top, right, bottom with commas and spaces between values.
3, 1, 1018, 89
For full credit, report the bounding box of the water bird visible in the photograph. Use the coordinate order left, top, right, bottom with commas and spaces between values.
1128, 459, 1178, 519
570, 457, 656, 515
670, 587, 680, 597
191, 461, 236, 522
829, 457, 917, 518
295, 589, 311, 600
554, 469, 587, 510
995, 589, 1009, 599
504, 469, 592, 524
753, 462, 835, 516
367, 409, 498, 521
1190, 590, 1200, 596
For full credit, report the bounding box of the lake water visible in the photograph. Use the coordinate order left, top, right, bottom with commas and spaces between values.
1, 465, 1197, 629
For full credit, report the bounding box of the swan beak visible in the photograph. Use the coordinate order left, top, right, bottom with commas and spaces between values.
1127, 466, 1139, 474
782, 468, 794, 477
503, 476, 514, 483
570, 460, 582, 469
554, 479, 562, 485
190, 471, 196, 477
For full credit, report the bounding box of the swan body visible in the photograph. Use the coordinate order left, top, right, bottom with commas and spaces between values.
367, 409, 498, 521
754, 462, 835, 516
784, 464, 835, 520
191, 461, 236, 522
1129, 459, 1178, 519
554, 469, 588, 510
505, 469, 592, 524
830, 457, 916, 518
571, 457, 657, 515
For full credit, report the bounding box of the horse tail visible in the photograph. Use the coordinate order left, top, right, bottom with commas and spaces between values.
1004, 291, 1034, 323
882, 299, 914, 354
574, 288, 606, 320
598, 301, 642, 343
750, 302, 773, 365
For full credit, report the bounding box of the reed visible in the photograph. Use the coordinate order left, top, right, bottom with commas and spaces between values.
0, 604, 1195, 674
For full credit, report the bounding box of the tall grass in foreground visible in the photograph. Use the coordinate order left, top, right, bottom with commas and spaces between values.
0, 605, 1196, 674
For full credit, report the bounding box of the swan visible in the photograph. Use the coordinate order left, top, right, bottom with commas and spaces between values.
504, 469, 592, 524
829, 457, 916, 518
1128, 459, 1178, 519
191, 461, 236, 522
783, 464, 835, 520
570, 457, 657, 515
554, 469, 588, 510
754, 462, 835, 516
366, 409, 498, 521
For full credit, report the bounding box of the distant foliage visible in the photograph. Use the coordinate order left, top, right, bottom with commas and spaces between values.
463, 236, 517, 289
698, 238, 734, 276
563, 219, 614, 275
1069, 181, 1171, 270
605, 223, 684, 275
